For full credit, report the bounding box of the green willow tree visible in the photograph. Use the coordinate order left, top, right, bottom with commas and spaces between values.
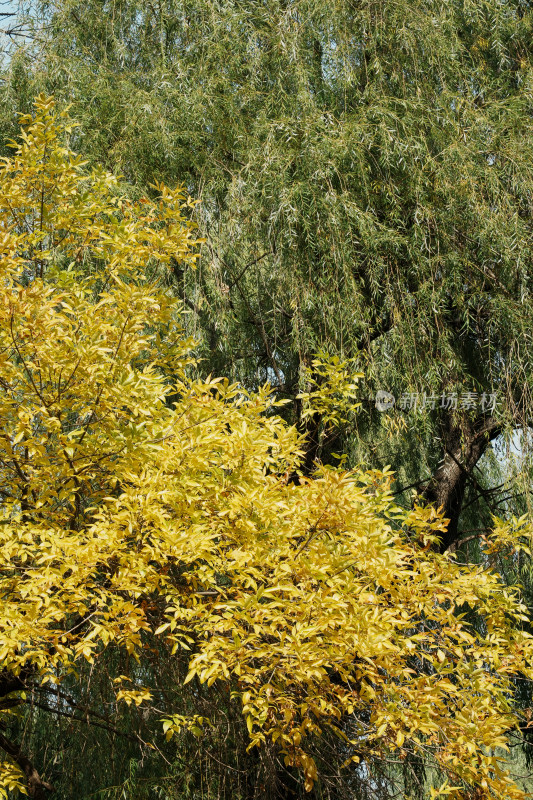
1, 0, 533, 797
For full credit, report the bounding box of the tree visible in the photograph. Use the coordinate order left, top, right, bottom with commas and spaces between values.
1, 96, 533, 800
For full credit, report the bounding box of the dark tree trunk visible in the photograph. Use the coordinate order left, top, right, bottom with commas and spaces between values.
420, 415, 501, 553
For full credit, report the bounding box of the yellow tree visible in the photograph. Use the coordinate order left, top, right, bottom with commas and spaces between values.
0, 96, 533, 800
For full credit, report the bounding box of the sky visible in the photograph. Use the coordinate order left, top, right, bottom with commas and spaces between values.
0, 1, 29, 59
0, 1, 19, 16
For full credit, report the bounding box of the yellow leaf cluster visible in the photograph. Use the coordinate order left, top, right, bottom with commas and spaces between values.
0, 98, 532, 800
485, 514, 533, 557
0, 762, 27, 798
296, 350, 363, 429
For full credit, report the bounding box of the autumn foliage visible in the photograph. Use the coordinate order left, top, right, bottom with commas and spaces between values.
0, 97, 533, 799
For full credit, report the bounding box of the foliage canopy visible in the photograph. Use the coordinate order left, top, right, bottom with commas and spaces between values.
0, 97, 532, 800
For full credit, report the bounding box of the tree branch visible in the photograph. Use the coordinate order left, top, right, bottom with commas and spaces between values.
0, 732, 53, 799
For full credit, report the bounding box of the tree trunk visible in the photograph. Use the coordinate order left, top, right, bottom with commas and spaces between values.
420, 415, 501, 553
